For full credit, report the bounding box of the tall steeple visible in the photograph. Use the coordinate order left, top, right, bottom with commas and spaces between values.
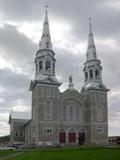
86, 18, 97, 61
34, 6, 55, 79
39, 5, 52, 50
30, 5, 61, 88
81, 19, 108, 93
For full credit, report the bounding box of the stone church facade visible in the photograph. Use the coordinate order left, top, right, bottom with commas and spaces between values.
9, 9, 109, 146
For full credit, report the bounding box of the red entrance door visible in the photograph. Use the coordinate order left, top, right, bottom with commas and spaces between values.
79, 132, 86, 141
69, 132, 76, 143
59, 132, 66, 143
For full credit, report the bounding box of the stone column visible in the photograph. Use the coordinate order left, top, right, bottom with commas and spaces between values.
66, 130, 68, 143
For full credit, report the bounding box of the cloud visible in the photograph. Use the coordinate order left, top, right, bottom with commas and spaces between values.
0, 68, 31, 115
0, 24, 36, 75
55, 48, 84, 91
99, 0, 120, 11
0, 113, 10, 136
96, 38, 120, 89
0, 0, 43, 21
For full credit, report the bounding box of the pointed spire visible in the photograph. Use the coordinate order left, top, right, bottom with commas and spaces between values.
39, 5, 52, 50
68, 75, 74, 89
89, 18, 93, 36
86, 18, 97, 61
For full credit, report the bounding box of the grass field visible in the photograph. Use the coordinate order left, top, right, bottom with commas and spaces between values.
0, 150, 16, 158
2, 147, 120, 160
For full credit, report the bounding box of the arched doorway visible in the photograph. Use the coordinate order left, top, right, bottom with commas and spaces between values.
59, 129, 66, 143
68, 129, 76, 143
78, 130, 86, 145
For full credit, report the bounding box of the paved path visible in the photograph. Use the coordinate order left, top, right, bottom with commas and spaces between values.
0, 152, 24, 160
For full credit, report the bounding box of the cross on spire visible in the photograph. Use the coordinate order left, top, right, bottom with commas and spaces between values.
89, 17, 92, 24
88, 17, 93, 35
45, 4, 48, 9
45, 0, 48, 12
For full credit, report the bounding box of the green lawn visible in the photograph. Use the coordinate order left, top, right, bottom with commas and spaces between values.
0, 150, 16, 157
5, 148, 120, 160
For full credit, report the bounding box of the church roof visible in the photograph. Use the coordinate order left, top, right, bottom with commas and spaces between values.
63, 88, 79, 94
9, 111, 31, 122
61, 88, 84, 107
62, 88, 83, 100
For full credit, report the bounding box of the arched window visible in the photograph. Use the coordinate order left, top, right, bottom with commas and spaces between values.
69, 106, 73, 121
20, 130, 23, 137
95, 70, 99, 79
97, 105, 103, 121
39, 61, 43, 70
62, 99, 82, 122
89, 69, 93, 79
46, 61, 51, 70
76, 106, 80, 121
63, 105, 66, 121
45, 101, 51, 113
16, 131, 18, 137
85, 72, 88, 82
44, 101, 52, 120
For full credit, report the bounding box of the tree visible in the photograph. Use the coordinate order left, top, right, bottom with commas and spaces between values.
116, 137, 120, 145
0, 135, 10, 146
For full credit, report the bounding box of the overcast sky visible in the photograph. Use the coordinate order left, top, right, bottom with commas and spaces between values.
0, 0, 120, 136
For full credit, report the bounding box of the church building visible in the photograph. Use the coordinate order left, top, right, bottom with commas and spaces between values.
9, 8, 109, 146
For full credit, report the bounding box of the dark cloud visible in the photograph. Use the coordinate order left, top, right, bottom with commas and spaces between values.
55, 47, 84, 90
0, 25, 34, 118
0, 0, 43, 21
0, 0, 98, 22
49, 0, 120, 41
0, 68, 29, 88
0, 24, 36, 75
0, 68, 31, 113
97, 46, 120, 90
0, 0, 120, 40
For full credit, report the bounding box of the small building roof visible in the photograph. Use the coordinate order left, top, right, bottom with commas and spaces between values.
9, 111, 31, 123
